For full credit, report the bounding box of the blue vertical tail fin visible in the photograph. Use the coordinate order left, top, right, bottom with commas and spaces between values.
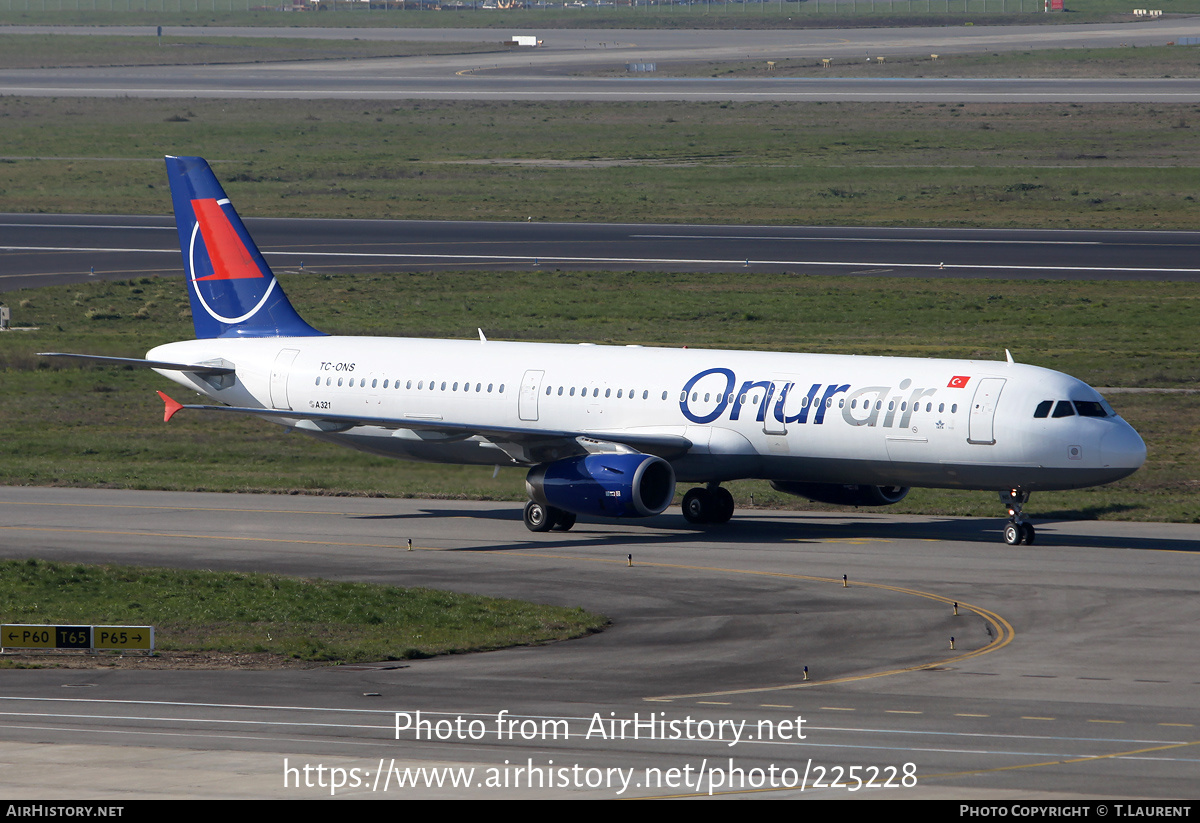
165, 155, 323, 339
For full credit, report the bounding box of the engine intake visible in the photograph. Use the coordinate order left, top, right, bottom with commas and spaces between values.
527, 454, 676, 519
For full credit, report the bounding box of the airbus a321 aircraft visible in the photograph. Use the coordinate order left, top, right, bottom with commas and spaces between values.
44, 157, 1147, 545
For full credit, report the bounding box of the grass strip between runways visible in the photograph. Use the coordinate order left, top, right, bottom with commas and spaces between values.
0, 558, 608, 665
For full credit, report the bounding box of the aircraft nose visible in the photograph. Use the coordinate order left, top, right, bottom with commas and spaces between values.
1101, 421, 1147, 470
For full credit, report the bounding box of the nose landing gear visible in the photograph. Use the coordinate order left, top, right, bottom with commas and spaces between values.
1001, 489, 1035, 545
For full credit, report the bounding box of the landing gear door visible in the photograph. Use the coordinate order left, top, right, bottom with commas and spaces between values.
269, 348, 300, 411
967, 377, 1006, 445
519, 369, 544, 422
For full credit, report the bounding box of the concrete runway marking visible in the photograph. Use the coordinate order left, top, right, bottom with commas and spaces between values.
0, 526, 406, 552
10, 243, 1200, 274
922, 737, 1200, 784
9, 243, 1200, 279
633, 233, 1104, 246
0, 499, 371, 516
0, 245, 173, 254
644, 736, 1200, 799
0, 222, 173, 231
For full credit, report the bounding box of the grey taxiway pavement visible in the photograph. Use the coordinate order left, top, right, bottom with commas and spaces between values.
5, 19, 1200, 102
4, 213, 1200, 293
0, 487, 1196, 798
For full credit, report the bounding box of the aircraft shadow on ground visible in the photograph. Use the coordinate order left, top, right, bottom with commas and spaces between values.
355, 507, 1194, 554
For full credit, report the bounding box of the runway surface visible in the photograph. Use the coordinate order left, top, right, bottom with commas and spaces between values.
0, 487, 1196, 798
5, 213, 1200, 292
4, 19, 1200, 101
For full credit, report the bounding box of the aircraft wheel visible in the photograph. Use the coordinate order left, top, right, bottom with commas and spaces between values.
523, 501, 557, 532
552, 511, 577, 532
682, 488, 712, 524
1003, 522, 1022, 546
1022, 523, 1036, 545
712, 487, 735, 524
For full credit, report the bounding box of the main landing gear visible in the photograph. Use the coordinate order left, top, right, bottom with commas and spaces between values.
681, 485, 735, 525
1001, 489, 1035, 546
523, 501, 576, 533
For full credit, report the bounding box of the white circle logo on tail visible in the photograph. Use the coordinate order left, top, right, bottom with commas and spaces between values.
188, 219, 278, 325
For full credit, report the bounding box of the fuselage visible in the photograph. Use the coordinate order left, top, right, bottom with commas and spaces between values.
149, 335, 1146, 493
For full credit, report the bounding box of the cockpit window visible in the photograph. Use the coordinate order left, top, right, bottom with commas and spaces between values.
1052, 401, 1076, 418
1073, 400, 1109, 418
1034, 400, 1053, 419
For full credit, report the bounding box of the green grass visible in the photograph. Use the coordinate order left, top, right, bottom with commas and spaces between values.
1, 271, 1196, 524
0, 558, 607, 662
4, 98, 1200, 230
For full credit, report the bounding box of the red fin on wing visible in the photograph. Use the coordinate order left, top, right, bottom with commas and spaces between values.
157, 391, 184, 423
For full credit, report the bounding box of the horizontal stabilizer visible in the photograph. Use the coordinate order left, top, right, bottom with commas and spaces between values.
39, 353, 235, 376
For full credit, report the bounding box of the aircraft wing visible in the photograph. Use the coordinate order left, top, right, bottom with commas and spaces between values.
39, 353, 235, 376
157, 393, 692, 463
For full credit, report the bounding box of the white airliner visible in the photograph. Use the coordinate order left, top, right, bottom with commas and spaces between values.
44, 156, 1147, 545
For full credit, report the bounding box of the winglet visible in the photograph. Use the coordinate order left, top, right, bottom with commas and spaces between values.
157, 391, 184, 423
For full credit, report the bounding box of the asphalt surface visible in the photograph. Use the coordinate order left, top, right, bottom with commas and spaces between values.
4, 19, 1200, 101
4, 213, 1200, 292
0, 488, 1196, 799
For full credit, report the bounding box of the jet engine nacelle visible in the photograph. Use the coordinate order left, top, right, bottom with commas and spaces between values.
527, 454, 676, 519
770, 481, 910, 507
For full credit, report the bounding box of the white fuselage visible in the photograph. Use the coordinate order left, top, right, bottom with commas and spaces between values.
149, 335, 1146, 493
